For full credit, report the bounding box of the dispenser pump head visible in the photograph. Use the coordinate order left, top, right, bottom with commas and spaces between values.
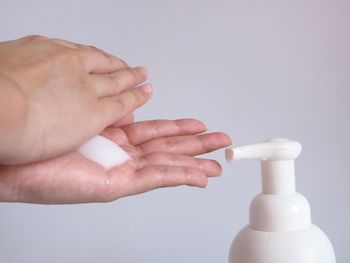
225, 138, 312, 232
226, 138, 302, 195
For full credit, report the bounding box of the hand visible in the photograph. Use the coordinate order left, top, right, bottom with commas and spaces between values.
0, 119, 232, 204
0, 35, 151, 165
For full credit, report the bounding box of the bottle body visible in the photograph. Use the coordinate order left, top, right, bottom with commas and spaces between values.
229, 224, 336, 263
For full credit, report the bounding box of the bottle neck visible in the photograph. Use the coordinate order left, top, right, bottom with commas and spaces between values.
261, 160, 296, 194
249, 159, 311, 232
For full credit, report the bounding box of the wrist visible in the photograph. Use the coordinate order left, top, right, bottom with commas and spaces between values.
0, 75, 29, 164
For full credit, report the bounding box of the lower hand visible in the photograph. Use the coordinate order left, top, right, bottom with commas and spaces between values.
0, 119, 231, 204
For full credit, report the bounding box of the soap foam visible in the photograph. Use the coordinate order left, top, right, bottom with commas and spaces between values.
78, 135, 131, 170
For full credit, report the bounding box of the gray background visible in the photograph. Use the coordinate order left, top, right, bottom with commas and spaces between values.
0, 0, 349, 262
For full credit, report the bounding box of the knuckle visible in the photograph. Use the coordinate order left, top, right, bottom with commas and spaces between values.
195, 158, 203, 169
132, 88, 147, 101
169, 153, 180, 165
24, 35, 48, 42
112, 76, 121, 88
113, 97, 127, 112
144, 152, 156, 163
125, 90, 142, 106
100, 76, 114, 91
164, 137, 177, 151
146, 120, 160, 136
137, 156, 147, 169
134, 146, 144, 158
158, 152, 179, 165
109, 88, 146, 115
180, 167, 190, 184
151, 152, 168, 163
154, 166, 168, 187
87, 45, 113, 61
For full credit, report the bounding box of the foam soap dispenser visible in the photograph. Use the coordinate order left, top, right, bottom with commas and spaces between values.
225, 138, 336, 263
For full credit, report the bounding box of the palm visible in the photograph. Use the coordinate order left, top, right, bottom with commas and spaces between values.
0, 119, 231, 204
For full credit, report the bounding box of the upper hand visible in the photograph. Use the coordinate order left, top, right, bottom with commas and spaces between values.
0, 35, 150, 164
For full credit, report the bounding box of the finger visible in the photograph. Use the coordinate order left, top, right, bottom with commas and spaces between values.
100, 118, 206, 150
138, 132, 232, 156
126, 166, 208, 195
139, 152, 222, 177
77, 46, 128, 73
121, 119, 207, 146
98, 84, 153, 127
92, 67, 148, 98
100, 126, 129, 146
111, 114, 134, 127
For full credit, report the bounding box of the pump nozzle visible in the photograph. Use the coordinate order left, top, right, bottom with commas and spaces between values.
225, 138, 302, 162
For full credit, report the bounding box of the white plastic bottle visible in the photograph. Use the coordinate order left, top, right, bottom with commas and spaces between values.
225, 138, 336, 263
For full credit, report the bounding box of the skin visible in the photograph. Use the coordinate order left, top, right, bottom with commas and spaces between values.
0, 119, 232, 204
0, 35, 150, 165
0, 36, 232, 204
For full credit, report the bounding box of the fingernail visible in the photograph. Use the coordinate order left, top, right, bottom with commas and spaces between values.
142, 84, 153, 94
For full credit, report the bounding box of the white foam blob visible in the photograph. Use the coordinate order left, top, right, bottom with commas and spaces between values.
78, 135, 131, 170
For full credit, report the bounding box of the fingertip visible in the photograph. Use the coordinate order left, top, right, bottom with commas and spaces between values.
216, 132, 233, 147
212, 160, 223, 177
175, 118, 208, 133
198, 158, 222, 177
187, 170, 208, 188
192, 119, 208, 132
198, 175, 209, 188
142, 83, 153, 95
223, 133, 233, 145
135, 66, 148, 78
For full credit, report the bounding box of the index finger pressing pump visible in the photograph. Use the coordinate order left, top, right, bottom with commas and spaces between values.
225, 138, 336, 263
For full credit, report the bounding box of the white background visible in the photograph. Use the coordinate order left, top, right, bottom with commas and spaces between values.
0, 0, 349, 262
